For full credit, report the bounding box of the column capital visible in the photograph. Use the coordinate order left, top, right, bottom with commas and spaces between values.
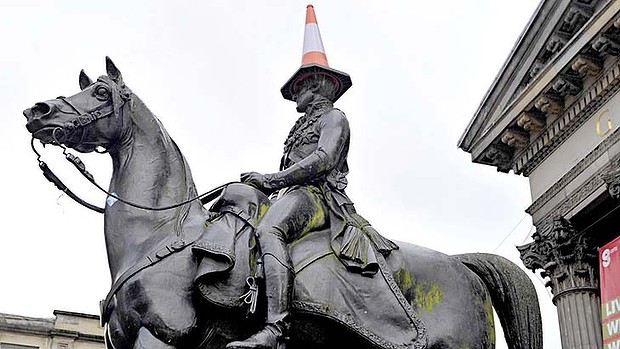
518, 216, 598, 300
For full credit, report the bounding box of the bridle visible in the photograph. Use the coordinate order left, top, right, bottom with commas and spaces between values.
50, 76, 129, 152
31, 78, 230, 213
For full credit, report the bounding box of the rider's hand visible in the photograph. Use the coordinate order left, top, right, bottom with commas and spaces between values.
240, 172, 268, 190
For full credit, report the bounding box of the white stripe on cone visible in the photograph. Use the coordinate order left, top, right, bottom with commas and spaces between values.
302, 23, 325, 54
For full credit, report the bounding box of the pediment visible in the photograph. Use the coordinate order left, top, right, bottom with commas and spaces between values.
459, 0, 605, 171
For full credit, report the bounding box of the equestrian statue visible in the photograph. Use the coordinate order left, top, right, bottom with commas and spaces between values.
23, 5, 542, 349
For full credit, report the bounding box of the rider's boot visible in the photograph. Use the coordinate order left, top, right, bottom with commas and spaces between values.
227, 245, 293, 349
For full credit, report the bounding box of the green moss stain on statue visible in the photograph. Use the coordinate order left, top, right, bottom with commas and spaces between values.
483, 296, 495, 344
300, 190, 326, 236
394, 268, 413, 294
413, 280, 443, 312
258, 203, 270, 222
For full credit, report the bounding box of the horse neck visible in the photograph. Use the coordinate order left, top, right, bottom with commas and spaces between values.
104, 97, 201, 281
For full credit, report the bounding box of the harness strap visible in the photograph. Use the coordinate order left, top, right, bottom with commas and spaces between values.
60, 99, 115, 131
220, 206, 257, 229
99, 236, 199, 326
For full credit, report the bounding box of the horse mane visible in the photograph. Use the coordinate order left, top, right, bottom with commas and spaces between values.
127, 93, 199, 236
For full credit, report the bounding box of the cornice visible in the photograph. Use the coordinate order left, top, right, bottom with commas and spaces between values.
463, 1, 620, 174
516, 60, 620, 175
459, 0, 563, 151
461, 0, 603, 153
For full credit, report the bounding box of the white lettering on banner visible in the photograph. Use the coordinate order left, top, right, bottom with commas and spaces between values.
608, 319, 620, 336
607, 299, 620, 317
608, 339, 620, 349
604, 249, 613, 268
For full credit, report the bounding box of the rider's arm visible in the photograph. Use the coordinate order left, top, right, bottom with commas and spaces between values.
263, 110, 349, 190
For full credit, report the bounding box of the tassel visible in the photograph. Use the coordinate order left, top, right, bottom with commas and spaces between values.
349, 213, 398, 255
340, 224, 369, 264
363, 225, 399, 255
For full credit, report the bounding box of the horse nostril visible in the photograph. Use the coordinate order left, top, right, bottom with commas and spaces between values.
32, 102, 52, 118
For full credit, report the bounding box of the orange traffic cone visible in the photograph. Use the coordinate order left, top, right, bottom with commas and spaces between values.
301, 4, 328, 66
281, 5, 352, 102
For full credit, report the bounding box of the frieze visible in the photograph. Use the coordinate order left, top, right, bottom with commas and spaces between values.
526, 124, 620, 216
529, 151, 620, 228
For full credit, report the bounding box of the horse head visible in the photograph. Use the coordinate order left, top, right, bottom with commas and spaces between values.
24, 57, 130, 153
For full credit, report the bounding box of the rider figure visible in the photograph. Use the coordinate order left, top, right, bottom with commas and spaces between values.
227, 7, 397, 349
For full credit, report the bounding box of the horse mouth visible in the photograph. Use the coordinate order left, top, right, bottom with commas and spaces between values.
31, 126, 61, 144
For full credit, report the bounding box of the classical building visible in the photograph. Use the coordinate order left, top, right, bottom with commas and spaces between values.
459, 0, 620, 348
0, 311, 104, 349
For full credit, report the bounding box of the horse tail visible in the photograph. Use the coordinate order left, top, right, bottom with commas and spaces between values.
454, 253, 543, 349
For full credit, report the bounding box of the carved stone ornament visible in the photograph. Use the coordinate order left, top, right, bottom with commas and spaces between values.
592, 34, 620, 56
517, 111, 546, 133
529, 61, 546, 79
518, 217, 598, 298
560, 5, 592, 34
571, 54, 602, 76
482, 143, 514, 172
603, 166, 620, 200
552, 74, 583, 96
500, 128, 529, 148
546, 34, 569, 54
534, 93, 564, 115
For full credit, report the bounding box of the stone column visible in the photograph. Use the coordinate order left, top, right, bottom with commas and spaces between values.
518, 217, 602, 349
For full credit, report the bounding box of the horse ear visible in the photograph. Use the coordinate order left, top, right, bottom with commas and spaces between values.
105, 56, 124, 85
79, 69, 93, 90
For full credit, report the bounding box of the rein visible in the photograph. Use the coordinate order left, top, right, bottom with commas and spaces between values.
31, 77, 234, 212
31, 138, 233, 212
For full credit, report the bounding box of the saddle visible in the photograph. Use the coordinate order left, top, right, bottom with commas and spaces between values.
192, 183, 427, 349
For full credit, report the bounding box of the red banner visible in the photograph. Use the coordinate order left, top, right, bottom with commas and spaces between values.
601, 236, 620, 348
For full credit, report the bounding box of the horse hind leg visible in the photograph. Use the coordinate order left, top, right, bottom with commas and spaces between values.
133, 327, 175, 349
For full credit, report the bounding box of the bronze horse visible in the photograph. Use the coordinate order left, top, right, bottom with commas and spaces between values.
23, 58, 542, 349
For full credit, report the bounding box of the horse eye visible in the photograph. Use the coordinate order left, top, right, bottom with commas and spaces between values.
94, 86, 110, 101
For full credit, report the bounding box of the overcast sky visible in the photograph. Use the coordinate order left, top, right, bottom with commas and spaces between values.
0, 1, 558, 348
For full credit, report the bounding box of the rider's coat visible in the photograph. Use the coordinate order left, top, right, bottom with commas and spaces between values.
268, 102, 398, 274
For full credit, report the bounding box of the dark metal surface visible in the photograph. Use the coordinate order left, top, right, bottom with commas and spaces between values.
24, 58, 542, 349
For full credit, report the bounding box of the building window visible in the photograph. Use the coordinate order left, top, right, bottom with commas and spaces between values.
0, 344, 39, 349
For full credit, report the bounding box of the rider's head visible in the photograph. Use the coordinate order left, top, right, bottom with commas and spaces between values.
294, 75, 337, 112
298, 74, 338, 101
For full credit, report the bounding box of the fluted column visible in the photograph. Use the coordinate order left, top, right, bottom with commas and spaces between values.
518, 217, 602, 349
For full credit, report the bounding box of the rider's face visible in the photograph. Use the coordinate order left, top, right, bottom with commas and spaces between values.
295, 88, 315, 113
